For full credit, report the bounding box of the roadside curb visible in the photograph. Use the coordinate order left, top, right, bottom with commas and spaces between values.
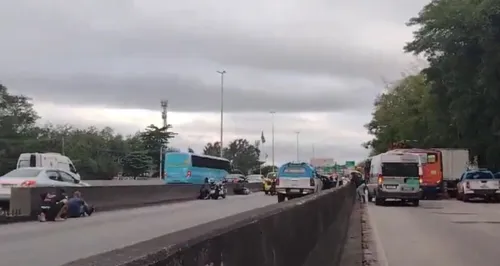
361, 203, 377, 266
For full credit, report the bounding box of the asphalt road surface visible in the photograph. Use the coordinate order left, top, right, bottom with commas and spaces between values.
0, 192, 276, 266
367, 199, 500, 266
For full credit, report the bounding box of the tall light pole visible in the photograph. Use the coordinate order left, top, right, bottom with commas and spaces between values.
160, 100, 168, 179
270, 111, 276, 169
295, 131, 300, 161
217, 70, 226, 158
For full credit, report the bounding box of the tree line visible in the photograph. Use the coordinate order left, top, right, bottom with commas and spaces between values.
363, 0, 500, 170
0, 84, 274, 178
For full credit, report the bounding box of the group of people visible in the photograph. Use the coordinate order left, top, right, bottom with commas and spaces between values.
38, 189, 94, 222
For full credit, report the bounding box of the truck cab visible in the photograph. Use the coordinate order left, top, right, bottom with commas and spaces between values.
17, 153, 81, 180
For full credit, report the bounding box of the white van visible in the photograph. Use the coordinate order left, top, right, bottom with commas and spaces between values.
367, 152, 423, 206
16, 153, 81, 180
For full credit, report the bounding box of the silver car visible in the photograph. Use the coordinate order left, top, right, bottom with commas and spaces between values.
0, 167, 89, 200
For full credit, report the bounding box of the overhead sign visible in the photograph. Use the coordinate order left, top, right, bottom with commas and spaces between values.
345, 161, 355, 168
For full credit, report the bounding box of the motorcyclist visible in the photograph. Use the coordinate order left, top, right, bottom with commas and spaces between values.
233, 176, 250, 195
198, 178, 211, 199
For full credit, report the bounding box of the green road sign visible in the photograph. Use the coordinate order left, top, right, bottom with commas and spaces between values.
346, 161, 355, 168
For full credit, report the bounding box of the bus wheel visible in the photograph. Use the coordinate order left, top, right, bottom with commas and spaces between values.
277, 194, 286, 203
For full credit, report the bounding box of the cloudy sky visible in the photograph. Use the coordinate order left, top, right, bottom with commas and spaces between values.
0, 0, 429, 165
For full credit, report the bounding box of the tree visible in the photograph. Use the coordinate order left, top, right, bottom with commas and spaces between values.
203, 142, 222, 157
363, 73, 441, 154
121, 151, 152, 178
188, 147, 194, 153
223, 138, 261, 175
253, 165, 278, 176
140, 124, 176, 170
402, 0, 500, 169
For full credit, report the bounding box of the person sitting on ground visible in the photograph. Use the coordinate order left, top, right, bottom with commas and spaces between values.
38, 189, 68, 222
67, 191, 94, 218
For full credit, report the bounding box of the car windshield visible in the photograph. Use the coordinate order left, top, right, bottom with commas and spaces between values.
465, 171, 494, 180
2, 168, 42, 178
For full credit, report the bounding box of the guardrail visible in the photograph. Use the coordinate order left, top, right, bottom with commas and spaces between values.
1, 183, 263, 223
65, 183, 356, 266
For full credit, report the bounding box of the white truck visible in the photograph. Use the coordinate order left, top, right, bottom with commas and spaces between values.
437, 148, 469, 197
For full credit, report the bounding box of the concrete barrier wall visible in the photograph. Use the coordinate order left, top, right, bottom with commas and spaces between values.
65, 184, 356, 266
84, 179, 165, 186
4, 183, 262, 221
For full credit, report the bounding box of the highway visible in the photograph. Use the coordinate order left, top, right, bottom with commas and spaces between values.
367, 199, 500, 266
0, 193, 276, 266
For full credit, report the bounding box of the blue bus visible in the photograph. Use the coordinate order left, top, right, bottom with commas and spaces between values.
164, 152, 231, 184
276, 162, 323, 202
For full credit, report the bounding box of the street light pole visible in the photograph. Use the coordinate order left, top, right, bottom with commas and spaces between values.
217, 70, 226, 158
295, 131, 300, 161
270, 111, 276, 169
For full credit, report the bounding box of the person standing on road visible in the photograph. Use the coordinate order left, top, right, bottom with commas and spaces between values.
351, 172, 367, 203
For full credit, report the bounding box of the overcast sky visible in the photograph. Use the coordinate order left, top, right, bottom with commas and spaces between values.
0, 0, 430, 165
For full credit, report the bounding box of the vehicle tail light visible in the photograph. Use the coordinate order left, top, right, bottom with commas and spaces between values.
466, 181, 470, 189
186, 171, 191, 178
419, 175, 423, 184
377, 174, 383, 185
310, 177, 315, 186
276, 178, 280, 186
21, 180, 36, 187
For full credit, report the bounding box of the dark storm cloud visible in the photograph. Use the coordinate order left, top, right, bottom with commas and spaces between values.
0, 0, 431, 113
2, 75, 374, 113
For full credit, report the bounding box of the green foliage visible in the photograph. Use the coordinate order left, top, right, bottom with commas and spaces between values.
203, 139, 262, 174
121, 151, 153, 178
365, 0, 500, 169
0, 85, 176, 178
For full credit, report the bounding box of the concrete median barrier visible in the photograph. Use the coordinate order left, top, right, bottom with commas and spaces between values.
65, 184, 357, 266
1, 183, 262, 223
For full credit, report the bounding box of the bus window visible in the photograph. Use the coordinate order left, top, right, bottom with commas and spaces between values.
165, 153, 190, 167
427, 153, 437, 163
191, 155, 230, 171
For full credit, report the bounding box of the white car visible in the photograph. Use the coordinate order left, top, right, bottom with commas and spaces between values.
246, 174, 264, 184
0, 167, 89, 201
456, 170, 500, 202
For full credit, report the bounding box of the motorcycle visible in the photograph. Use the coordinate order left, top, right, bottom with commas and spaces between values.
209, 182, 227, 200
263, 178, 277, 195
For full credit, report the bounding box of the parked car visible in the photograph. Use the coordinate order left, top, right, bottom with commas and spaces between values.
225, 174, 246, 183
0, 167, 89, 201
246, 174, 264, 184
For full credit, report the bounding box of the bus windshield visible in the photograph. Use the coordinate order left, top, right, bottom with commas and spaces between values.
382, 163, 419, 177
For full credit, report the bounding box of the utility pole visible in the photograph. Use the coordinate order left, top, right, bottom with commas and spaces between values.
160, 100, 168, 179
270, 111, 276, 170
61, 136, 65, 155
217, 70, 226, 158
295, 131, 300, 161
312, 143, 315, 158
